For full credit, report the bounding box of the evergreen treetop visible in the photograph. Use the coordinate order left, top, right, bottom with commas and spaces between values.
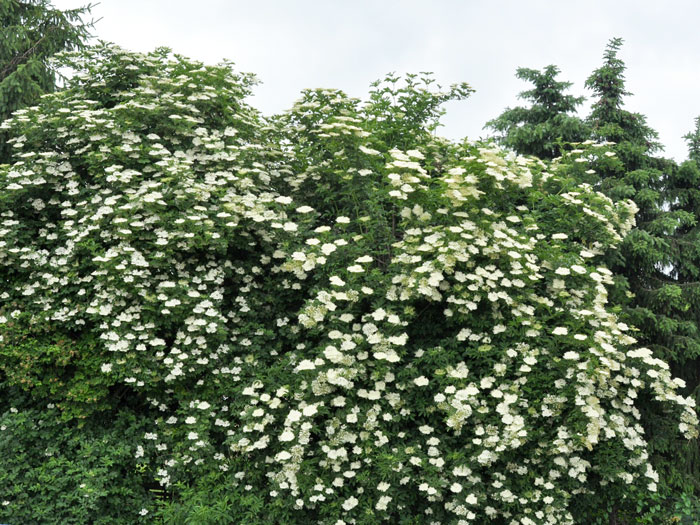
585, 37, 661, 156
485, 64, 589, 159
683, 116, 700, 163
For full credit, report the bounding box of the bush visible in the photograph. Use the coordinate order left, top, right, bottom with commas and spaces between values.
0, 44, 696, 524
0, 405, 154, 523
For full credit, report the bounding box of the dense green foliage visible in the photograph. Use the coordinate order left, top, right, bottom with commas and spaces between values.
0, 0, 94, 163
0, 17, 699, 521
0, 42, 697, 524
490, 37, 700, 523
583, 41, 700, 521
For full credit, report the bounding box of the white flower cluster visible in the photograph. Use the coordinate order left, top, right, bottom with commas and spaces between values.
0, 47, 695, 524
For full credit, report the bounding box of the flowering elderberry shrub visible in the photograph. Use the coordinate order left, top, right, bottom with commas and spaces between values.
0, 44, 696, 524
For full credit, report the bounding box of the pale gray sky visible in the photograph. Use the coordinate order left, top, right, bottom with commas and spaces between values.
53, 0, 700, 162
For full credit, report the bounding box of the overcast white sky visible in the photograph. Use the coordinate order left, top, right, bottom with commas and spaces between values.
52, 0, 700, 162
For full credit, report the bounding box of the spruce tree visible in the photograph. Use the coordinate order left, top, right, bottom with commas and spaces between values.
566, 38, 700, 522
658, 116, 700, 494
0, 0, 95, 163
485, 64, 589, 159
584, 39, 697, 387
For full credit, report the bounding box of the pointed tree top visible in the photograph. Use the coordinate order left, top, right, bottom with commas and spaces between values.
515, 65, 582, 114
585, 37, 630, 115
684, 116, 700, 163
484, 64, 588, 159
